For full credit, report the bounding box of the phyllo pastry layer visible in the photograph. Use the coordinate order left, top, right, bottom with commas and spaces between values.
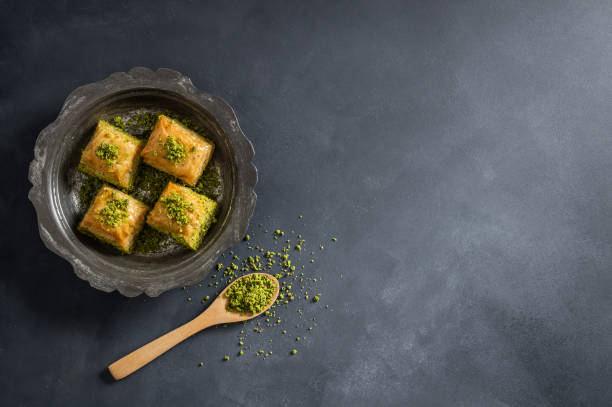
78, 120, 145, 189
146, 182, 218, 250
78, 185, 149, 253
140, 115, 214, 186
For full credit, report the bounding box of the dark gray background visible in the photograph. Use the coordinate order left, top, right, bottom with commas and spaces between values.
2, 0, 612, 405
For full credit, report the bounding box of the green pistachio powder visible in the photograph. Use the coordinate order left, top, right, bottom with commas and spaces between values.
96, 195, 128, 227
160, 193, 193, 226
225, 274, 277, 314
95, 142, 119, 166
80, 113, 340, 362
78, 112, 221, 253
163, 135, 186, 164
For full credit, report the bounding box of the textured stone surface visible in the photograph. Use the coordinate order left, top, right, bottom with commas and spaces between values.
3, 0, 612, 406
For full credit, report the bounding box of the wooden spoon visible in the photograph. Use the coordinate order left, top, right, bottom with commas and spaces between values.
108, 273, 279, 380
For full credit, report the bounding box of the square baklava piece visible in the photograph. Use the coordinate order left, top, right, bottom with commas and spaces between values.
78, 185, 149, 253
140, 114, 214, 186
78, 120, 145, 189
146, 182, 218, 250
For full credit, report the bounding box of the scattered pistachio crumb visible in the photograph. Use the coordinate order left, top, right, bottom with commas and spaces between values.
191, 215, 340, 364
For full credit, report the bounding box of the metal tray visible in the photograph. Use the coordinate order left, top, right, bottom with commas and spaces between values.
28, 67, 257, 297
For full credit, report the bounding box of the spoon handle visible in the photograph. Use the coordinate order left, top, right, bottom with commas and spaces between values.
108, 316, 211, 380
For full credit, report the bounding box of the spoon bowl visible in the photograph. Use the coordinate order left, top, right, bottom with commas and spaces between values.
204, 272, 281, 324
108, 273, 279, 380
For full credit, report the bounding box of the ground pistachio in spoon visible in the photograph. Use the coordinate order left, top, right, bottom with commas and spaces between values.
108, 273, 280, 380
225, 273, 277, 314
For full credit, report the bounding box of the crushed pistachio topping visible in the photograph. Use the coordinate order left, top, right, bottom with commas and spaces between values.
160, 193, 193, 225
193, 166, 221, 198
129, 112, 158, 134
110, 113, 158, 137
132, 225, 170, 254
225, 274, 276, 314
130, 164, 173, 206
95, 142, 119, 166
96, 196, 129, 227
111, 116, 126, 129
163, 135, 186, 163
79, 176, 103, 207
